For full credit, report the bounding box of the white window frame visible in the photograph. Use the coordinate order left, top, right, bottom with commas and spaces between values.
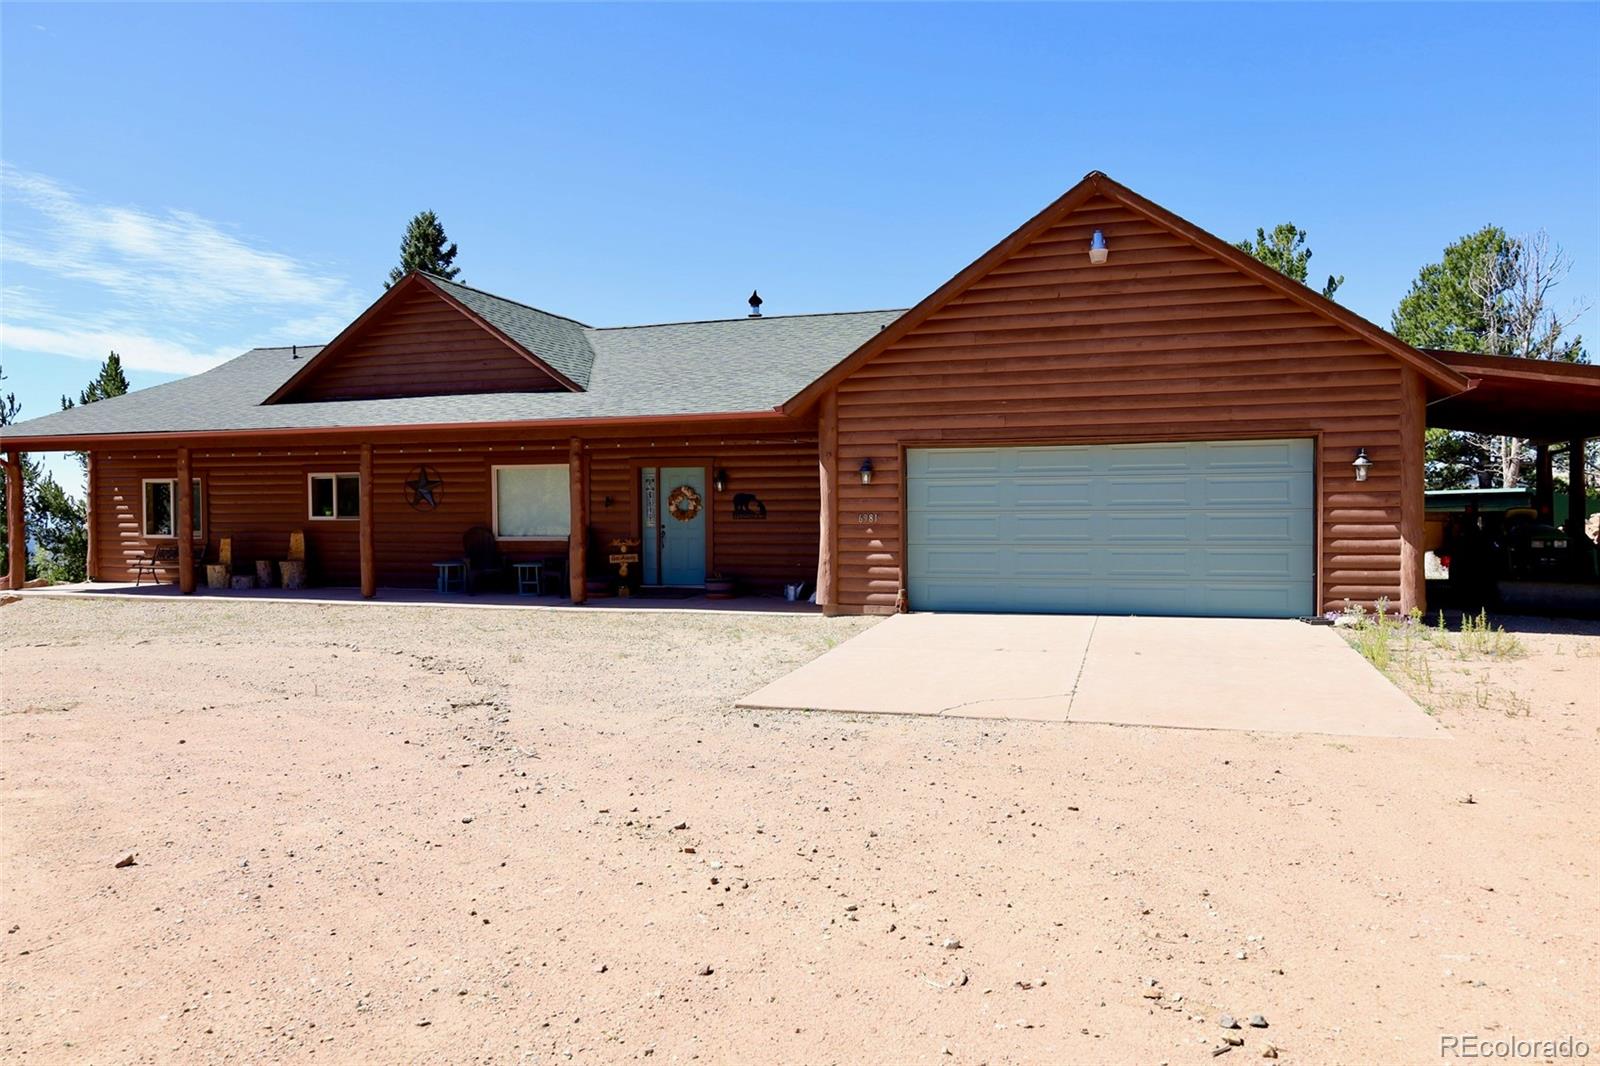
142, 478, 203, 540
490, 463, 571, 540
307, 472, 361, 521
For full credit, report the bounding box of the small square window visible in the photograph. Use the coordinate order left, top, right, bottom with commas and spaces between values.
142, 478, 202, 538
309, 473, 360, 520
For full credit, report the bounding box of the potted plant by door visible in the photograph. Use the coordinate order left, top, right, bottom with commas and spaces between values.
704, 573, 736, 600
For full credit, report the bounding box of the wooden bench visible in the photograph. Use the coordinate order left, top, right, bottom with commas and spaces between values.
133, 544, 180, 586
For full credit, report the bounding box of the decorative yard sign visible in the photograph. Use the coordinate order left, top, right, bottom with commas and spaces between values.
404, 465, 444, 511
607, 538, 641, 578
731, 492, 767, 519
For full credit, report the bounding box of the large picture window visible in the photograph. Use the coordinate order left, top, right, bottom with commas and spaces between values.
142, 478, 202, 538
493, 464, 570, 539
308, 473, 361, 520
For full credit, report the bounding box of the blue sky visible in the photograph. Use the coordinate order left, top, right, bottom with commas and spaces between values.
3, 3, 1597, 492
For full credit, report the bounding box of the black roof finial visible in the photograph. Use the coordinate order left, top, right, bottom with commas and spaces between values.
748, 290, 763, 318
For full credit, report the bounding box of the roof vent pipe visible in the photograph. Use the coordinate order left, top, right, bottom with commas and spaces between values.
748, 290, 763, 318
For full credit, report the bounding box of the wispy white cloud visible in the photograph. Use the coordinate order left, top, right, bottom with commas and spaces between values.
0, 322, 238, 377
0, 163, 363, 374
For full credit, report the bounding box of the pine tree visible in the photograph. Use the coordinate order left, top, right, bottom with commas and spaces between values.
1235, 223, 1343, 300
386, 210, 460, 288
1393, 226, 1588, 488
61, 351, 131, 471
79, 350, 131, 406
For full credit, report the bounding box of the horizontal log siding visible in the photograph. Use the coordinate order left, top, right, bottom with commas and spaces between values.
585, 433, 820, 592
284, 285, 565, 401
89, 425, 820, 592
95, 449, 180, 583
832, 195, 1409, 615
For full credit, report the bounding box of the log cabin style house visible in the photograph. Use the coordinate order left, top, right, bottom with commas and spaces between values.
5, 172, 1597, 616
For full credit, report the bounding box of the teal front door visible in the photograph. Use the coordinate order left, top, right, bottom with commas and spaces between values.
655, 466, 707, 586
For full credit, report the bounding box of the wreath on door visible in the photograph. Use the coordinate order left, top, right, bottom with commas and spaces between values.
666, 484, 703, 522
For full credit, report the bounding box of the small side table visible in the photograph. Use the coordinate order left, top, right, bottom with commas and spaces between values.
433, 560, 465, 594
513, 561, 544, 595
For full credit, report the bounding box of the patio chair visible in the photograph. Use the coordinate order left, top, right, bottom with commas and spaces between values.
539, 554, 568, 597
133, 544, 180, 586
462, 525, 507, 594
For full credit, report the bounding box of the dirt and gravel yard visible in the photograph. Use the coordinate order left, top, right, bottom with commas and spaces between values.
2, 597, 1596, 1064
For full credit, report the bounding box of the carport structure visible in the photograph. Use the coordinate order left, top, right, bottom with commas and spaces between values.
1424, 351, 1600, 549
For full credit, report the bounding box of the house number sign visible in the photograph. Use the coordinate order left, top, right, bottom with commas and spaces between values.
857, 512, 878, 524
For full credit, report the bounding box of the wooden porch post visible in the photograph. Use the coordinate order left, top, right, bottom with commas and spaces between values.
85, 451, 99, 581
568, 437, 588, 603
816, 391, 839, 615
1569, 437, 1589, 553
359, 443, 375, 598
4, 450, 24, 591
1534, 444, 1555, 518
176, 447, 195, 594
1398, 369, 1425, 615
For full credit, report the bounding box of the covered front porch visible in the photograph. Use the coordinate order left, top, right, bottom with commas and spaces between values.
1, 420, 827, 603
4, 579, 818, 614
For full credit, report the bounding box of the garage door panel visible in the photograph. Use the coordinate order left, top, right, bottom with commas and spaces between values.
1106, 513, 1192, 542
1195, 583, 1313, 616
1201, 548, 1307, 578
917, 514, 1002, 542
907, 439, 1315, 618
914, 480, 1006, 509
1012, 548, 1095, 577
1103, 547, 1192, 578
1106, 443, 1191, 471
1014, 479, 1094, 507
911, 449, 1006, 476
1013, 514, 1092, 542
1202, 474, 1306, 507
1104, 477, 1192, 507
922, 545, 1004, 577
1205, 439, 1301, 469
1201, 512, 1309, 542
1013, 448, 1094, 475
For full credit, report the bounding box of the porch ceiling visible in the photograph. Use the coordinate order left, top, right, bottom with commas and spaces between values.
1423, 350, 1600, 444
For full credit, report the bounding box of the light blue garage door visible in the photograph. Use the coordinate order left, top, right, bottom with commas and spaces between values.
906, 439, 1316, 618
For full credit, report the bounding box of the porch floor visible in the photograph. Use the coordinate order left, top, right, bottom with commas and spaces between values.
12, 581, 819, 615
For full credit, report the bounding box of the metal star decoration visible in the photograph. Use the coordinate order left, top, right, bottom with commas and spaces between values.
404, 465, 444, 511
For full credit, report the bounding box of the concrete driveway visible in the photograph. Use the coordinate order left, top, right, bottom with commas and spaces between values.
739, 614, 1444, 738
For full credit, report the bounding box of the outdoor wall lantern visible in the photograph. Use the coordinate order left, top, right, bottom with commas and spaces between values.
1352, 448, 1373, 482
858, 459, 874, 485
1088, 229, 1109, 265
714, 469, 729, 493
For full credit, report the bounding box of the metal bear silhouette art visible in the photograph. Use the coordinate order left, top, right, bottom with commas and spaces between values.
732, 492, 767, 519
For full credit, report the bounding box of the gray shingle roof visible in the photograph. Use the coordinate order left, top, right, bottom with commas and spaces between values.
423, 274, 597, 388
3, 306, 904, 440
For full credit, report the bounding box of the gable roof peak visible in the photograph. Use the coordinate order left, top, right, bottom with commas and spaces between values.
263, 270, 596, 402
780, 170, 1467, 413
413, 271, 592, 330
